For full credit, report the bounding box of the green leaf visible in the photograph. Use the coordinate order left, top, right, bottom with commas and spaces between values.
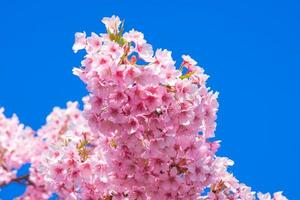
179, 72, 195, 80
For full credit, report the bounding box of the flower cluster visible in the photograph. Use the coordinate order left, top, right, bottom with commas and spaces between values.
257, 192, 287, 200
20, 102, 109, 200
206, 157, 287, 200
71, 15, 288, 200
73, 15, 221, 199
0, 15, 288, 200
0, 108, 35, 187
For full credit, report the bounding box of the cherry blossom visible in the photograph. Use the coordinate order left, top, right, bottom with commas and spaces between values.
182, 55, 197, 67
0, 108, 36, 188
26, 102, 108, 199
257, 192, 288, 200
102, 15, 121, 34
0, 15, 288, 200
72, 32, 87, 53
72, 15, 288, 200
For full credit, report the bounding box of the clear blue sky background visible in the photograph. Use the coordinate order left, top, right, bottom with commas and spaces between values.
0, 0, 299, 199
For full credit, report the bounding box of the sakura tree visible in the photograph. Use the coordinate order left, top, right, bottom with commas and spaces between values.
0, 15, 287, 200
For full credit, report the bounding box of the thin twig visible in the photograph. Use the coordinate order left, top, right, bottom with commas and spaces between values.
0, 174, 30, 187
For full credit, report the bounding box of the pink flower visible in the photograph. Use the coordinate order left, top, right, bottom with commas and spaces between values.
154, 49, 175, 67
123, 29, 145, 44
101, 105, 126, 123
101, 15, 121, 33
50, 164, 65, 181
258, 192, 272, 200
72, 32, 86, 53
0, 15, 287, 200
182, 54, 197, 67
108, 89, 128, 106
102, 41, 124, 61
126, 117, 139, 134
86, 32, 102, 53
273, 192, 288, 200
137, 43, 154, 62
127, 187, 147, 200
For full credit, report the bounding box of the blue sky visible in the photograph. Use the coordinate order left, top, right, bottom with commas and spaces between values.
0, 0, 299, 199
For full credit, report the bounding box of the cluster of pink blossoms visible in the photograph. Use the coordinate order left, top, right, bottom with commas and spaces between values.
0, 108, 35, 186
73, 15, 221, 199
0, 15, 288, 200
18, 102, 109, 200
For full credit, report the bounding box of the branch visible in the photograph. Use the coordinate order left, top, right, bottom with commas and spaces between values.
0, 174, 31, 188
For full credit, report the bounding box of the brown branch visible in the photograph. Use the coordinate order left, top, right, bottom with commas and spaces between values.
0, 174, 30, 187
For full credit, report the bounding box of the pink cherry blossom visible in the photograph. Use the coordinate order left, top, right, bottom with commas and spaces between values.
0, 15, 288, 200
72, 16, 288, 200
182, 55, 197, 67
123, 29, 146, 45
102, 15, 121, 33
137, 43, 154, 62
0, 108, 36, 187
72, 32, 86, 53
